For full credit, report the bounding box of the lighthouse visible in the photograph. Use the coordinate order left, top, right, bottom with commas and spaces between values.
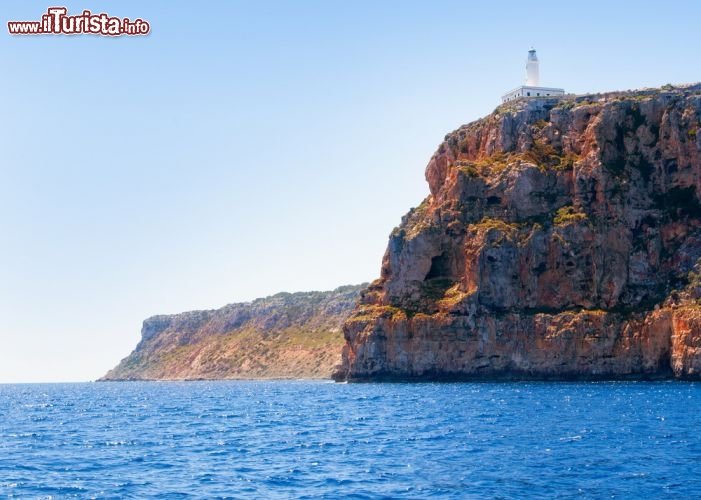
501, 48, 564, 103
525, 48, 539, 86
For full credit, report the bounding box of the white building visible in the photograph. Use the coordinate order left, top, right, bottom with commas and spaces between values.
501, 49, 565, 103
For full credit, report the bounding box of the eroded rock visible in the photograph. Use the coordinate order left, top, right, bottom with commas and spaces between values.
335, 84, 701, 381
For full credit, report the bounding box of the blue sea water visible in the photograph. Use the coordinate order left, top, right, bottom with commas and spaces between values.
1, 381, 701, 498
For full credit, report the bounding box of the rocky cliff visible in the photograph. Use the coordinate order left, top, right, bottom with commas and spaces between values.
102, 285, 364, 380
335, 84, 701, 381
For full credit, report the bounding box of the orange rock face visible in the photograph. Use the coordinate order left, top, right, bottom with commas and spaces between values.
334, 84, 701, 381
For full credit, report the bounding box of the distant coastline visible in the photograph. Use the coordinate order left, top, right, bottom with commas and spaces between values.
101, 285, 364, 381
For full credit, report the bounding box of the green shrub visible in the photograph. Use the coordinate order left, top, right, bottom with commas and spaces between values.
554, 205, 588, 226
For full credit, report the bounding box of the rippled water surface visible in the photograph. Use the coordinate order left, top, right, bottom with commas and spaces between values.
2, 381, 701, 498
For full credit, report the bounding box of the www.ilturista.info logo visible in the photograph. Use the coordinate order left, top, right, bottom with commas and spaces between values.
8, 7, 150, 36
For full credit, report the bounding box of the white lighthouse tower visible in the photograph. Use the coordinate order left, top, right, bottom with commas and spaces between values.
501, 48, 564, 103
525, 48, 539, 86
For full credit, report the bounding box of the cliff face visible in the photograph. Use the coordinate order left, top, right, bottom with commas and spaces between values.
102, 285, 364, 380
335, 84, 701, 381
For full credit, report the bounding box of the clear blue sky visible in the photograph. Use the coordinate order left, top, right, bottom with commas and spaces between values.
1, 0, 699, 383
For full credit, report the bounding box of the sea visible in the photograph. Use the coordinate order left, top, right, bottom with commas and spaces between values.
1, 381, 700, 498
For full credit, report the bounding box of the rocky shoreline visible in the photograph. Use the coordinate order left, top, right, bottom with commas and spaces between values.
335, 84, 701, 382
